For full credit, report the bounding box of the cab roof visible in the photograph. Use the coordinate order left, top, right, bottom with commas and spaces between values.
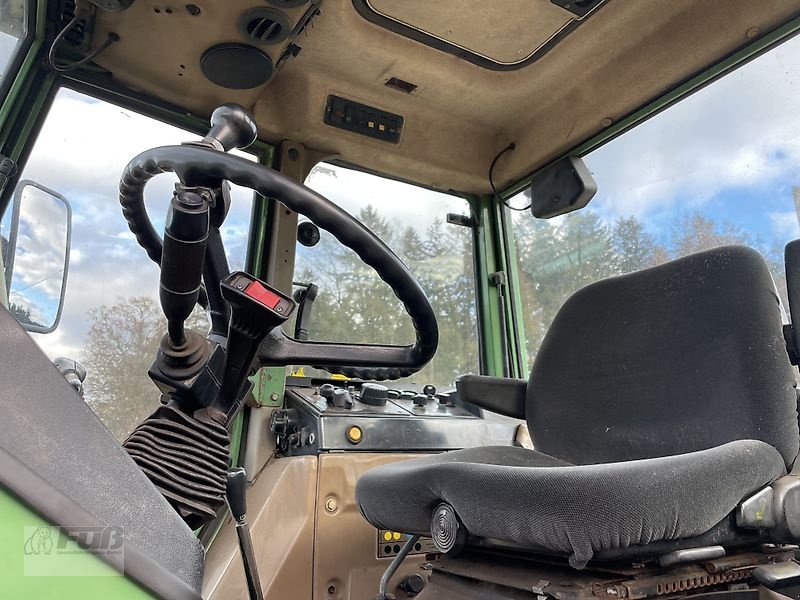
89, 0, 800, 193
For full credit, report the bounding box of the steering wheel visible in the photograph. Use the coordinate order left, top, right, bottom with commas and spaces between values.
118, 106, 438, 381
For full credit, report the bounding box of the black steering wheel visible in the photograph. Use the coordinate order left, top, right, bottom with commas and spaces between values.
118, 108, 438, 381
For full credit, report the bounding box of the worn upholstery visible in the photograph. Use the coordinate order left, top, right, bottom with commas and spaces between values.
356, 246, 800, 568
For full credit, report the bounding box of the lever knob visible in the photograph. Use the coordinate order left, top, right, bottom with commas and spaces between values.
204, 104, 258, 152
226, 467, 248, 521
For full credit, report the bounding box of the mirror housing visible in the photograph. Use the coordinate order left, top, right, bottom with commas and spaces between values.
3, 180, 72, 333
529, 156, 597, 219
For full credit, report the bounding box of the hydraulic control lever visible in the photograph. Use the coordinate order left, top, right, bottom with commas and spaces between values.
216, 272, 294, 420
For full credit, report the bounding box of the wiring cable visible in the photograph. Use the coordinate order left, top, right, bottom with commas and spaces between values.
48, 13, 120, 73
490, 142, 531, 211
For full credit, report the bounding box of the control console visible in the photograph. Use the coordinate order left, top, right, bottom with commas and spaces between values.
270, 377, 518, 455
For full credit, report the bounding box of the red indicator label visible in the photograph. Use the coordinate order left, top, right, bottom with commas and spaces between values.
244, 280, 281, 309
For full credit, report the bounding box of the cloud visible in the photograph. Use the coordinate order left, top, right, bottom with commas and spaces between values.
770, 209, 800, 241
582, 34, 800, 221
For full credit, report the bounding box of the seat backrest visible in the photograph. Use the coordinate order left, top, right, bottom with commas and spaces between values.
527, 245, 800, 467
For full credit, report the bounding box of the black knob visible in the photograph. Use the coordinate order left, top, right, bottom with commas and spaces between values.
399, 573, 425, 596
319, 383, 335, 401
422, 384, 436, 397
225, 467, 248, 521
360, 383, 388, 406
412, 394, 427, 407
297, 221, 321, 247
332, 387, 354, 409
204, 104, 258, 151
387, 389, 400, 400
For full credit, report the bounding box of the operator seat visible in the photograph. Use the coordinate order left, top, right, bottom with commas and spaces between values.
356, 245, 800, 568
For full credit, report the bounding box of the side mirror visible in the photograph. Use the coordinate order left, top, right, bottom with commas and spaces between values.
529, 156, 597, 219
2, 181, 72, 333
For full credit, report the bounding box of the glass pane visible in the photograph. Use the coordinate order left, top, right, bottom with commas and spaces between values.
295, 163, 479, 388
0, 88, 256, 440
512, 34, 800, 372
7, 184, 69, 331
0, 0, 27, 85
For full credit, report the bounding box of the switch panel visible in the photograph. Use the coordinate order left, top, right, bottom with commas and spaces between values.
324, 95, 403, 143
377, 530, 437, 558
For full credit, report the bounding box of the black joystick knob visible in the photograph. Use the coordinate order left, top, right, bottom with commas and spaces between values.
359, 383, 388, 406
204, 104, 258, 152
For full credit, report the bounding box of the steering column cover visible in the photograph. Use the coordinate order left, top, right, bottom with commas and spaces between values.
120, 145, 438, 380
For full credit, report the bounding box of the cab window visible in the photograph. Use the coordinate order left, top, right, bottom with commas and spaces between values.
511, 34, 800, 371
0, 87, 256, 440
0, 0, 29, 89
295, 163, 479, 388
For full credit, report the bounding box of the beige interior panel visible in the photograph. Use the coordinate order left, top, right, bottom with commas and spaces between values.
92, 0, 800, 194
365, 0, 577, 64
203, 456, 317, 600
314, 453, 432, 600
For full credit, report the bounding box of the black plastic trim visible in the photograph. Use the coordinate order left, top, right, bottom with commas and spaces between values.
351, 0, 608, 71
456, 374, 526, 419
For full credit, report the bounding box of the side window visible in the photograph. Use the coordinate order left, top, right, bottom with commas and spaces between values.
294, 163, 479, 387
0, 88, 255, 440
511, 34, 800, 370
0, 0, 28, 87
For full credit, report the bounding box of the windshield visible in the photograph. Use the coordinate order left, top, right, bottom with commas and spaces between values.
511, 33, 800, 372
295, 163, 479, 388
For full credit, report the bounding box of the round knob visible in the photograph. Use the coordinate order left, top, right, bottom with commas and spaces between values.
204, 104, 258, 151
398, 573, 426, 596
359, 383, 388, 406
423, 384, 436, 397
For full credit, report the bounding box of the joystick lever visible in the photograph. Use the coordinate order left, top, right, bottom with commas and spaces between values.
152, 105, 259, 396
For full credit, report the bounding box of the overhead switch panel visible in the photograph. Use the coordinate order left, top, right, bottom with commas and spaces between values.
324, 95, 403, 144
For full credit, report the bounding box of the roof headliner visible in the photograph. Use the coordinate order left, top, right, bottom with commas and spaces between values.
90, 0, 800, 194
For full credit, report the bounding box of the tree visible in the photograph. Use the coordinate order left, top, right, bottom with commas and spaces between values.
294, 204, 479, 385
10, 302, 42, 327
613, 217, 661, 273
83, 296, 208, 440
671, 212, 750, 256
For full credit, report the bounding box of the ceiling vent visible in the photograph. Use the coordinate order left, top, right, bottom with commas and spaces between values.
238, 8, 291, 45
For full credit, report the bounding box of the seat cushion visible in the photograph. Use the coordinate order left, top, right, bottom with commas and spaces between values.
356, 440, 785, 568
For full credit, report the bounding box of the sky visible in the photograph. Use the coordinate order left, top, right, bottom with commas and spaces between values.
2, 29, 800, 366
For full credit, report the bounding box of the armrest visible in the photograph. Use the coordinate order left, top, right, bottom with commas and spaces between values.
455, 374, 527, 419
